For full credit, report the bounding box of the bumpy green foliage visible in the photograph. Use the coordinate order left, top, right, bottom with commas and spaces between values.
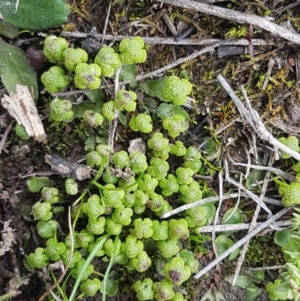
115, 90, 137, 112
32, 201, 52, 221
41, 187, 59, 204
94, 46, 122, 77
64, 48, 88, 71
129, 151, 148, 174
80, 278, 101, 297
159, 174, 179, 197
162, 76, 192, 105
129, 114, 153, 133
278, 136, 300, 159
41, 66, 71, 93
50, 98, 73, 122
168, 219, 189, 240
121, 235, 144, 258
112, 150, 130, 169
26, 247, 49, 269
153, 279, 175, 301
82, 194, 104, 219
147, 132, 169, 151
162, 114, 189, 138
163, 257, 191, 285
147, 158, 169, 180
102, 100, 116, 121
152, 220, 169, 241
157, 239, 180, 259
133, 278, 154, 301
132, 218, 153, 239
119, 36, 147, 65
278, 182, 300, 206
131, 250, 152, 272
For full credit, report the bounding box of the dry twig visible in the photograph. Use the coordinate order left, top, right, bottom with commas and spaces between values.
194, 206, 292, 279
156, 0, 300, 45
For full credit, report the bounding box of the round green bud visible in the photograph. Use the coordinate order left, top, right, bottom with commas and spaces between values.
41, 66, 71, 93
26, 247, 49, 269
105, 217, 123, 235
132, 218, 153, 239
50, 98, 73, 122
129, 151, 148, 174
45, 238, 66, 261
137, 173, 158, 193
147, 157, 169, 180
83, 110, 104, 128
77, 229, 95, 249
146, 192, 164, 212
168, 218, 190, 240
87, 216, 106, 235
41, 187, 59, 204
85, 151, 102, 167
32, 201, 52, 221
111, 206, 133, 226
80, 278, 101, 297
102, 100, 116, 121
63, 47, 88, 71
65, 178, 78, 195
119, 36, 147, 65
71, 258, 94, 281
179, 181, 202, 204
176, 167, 194, 185
115, 90, 137, 112
152, 220, 169, 241
129, 114, 153, 133
163, 114, 189, 138
43, 35, 69, 62
103, 184, 125, 208
133, 278, 154, 301
94, 46, 122, 77
162, 75, 192, 106
163, 257, 191, 285
74, 63, 101, 89
170, 141, 187, 157
82, 194, 104, 219
121, 235, 144, 259
153, 279, 175, 301
112, 150, 130, 169
147, 132, 169, 151
159, 174, 179, 197
131, 250, 152, 272
36, 219, 58, 239
157, 239, 180, 259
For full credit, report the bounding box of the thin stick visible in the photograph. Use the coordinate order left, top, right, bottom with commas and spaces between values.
101, 1, 112, 46
0, 119, 14, 154
61, 31, 272, 46
156, 0, 300, 45
199, 220, 291, 233
212, 170, 224, 259
194, 206, 292, 279
161, 192, 282, 219
217, 75, 300, 162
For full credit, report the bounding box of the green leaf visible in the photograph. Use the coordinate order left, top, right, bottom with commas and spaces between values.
0, 38, 37, 95
274, 229, 295, 247
0, 22, 19, 38
100, 270, 119, 297
0, 0, 70, 30
221, 207, 243, 236
84, 89, 106, 103
156, 103, 189, 121
139, 78, 166, 100
215, 235, 239, 260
